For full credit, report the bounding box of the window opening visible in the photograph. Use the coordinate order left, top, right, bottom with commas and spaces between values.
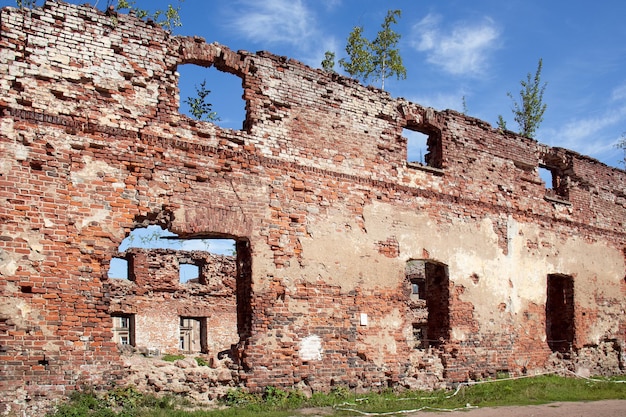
112, 314, 135, 346
539, 163, 569, 201
108, 222, 251, 365
538, 166, 553, 189
403, 126, 443, 170
179, 317, 207, 353
179, 263, 200, 283
177, 64, 246, 130
405, 259, 450, 349
108, 225, 236, 278
404, 129, 429, 164
108, 257, 129, 279
546, 274, 574, 353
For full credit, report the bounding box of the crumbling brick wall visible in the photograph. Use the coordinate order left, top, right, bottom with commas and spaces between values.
1, 2, 625, 415
106, 249, 237, 355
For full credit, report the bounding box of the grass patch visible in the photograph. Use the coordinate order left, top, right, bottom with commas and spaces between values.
162, 354, 185, 362
47, 375, 626, 417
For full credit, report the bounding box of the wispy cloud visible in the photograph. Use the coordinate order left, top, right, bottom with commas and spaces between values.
407, 91, 465, 112
410, 14, 500, 77
229, 0, 317, 48
541, 83, 626, 161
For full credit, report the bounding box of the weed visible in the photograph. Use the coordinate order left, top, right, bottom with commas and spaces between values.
162, 354, 185, 362
194, 357, 209, 367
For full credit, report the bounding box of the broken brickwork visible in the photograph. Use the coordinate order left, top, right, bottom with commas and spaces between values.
1, 2, 626, 415
107, 249, 238, 355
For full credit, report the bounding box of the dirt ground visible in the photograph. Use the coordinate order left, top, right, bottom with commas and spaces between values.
297, 400, 626, 416
402, 400, 626, 416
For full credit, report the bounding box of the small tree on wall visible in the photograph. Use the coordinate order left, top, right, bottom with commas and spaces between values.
338, 9, 406, 90
184, 80, 220, 122
498, 58, 547, 138
321, 51, 336, 73
617, 132, 626, 166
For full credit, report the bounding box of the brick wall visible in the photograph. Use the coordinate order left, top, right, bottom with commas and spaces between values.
0, 2, 625, 415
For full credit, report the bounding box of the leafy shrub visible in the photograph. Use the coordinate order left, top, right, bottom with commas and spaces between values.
220, 388, 259, 407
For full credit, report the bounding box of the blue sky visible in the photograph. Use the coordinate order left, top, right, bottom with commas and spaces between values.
4, 0, 625, 167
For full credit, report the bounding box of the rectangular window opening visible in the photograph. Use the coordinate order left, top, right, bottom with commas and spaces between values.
108, 257, 129, 280
406, 259, 450, 349
179, 317, 207, 354
112, 314, 135, 346
179, 262, 201, 284
403, 126, 443, 171
412, 323, 428, 349
539, 164, 569, 202
546, 274, 575, 353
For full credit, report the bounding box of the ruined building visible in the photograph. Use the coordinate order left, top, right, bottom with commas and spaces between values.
1, 2, 626, 415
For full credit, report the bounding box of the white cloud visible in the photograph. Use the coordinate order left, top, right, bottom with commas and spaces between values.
611, 82, 626, 102
411, 14, 500, 77
407, 91, 464, 112
230, 0, 317, 47
541, 102, 626, 161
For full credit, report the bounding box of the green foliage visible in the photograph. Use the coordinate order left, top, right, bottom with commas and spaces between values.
162, 353, 185, 362
115, 0, 183, 32
339, 26, 373, 82
47, 386, 166, 417
339, 9, 406, 90
16, 0, 37, 8
370, 9, 406, 90
497, 114, 508, 131
194, 356, 209, 366
321, 51, 336, 72
184, 80, 220, 122
48, 375, 626, 417
105, 385, 144, 410
616, 132, 626, 166
220, 388, 260, 407
503, 58, 547, 138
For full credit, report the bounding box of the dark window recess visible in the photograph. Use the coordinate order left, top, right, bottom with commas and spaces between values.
546, 274, 575, 353
406, 259, 450, 349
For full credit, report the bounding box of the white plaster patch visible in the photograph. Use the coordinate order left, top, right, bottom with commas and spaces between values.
299, 335, 323, 361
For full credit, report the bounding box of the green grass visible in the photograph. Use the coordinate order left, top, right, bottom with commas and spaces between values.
47, 375, 626, 417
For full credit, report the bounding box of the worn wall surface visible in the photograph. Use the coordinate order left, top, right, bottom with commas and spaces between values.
107, 248, 238, 355
1, 2, 625, 415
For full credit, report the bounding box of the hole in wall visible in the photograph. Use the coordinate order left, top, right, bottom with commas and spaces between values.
546, 273, 575, 353
177, 64, 246, 130
179, 263, 200, 283
538, 166, 553, 189
405, 259, 450, 349
403, 127, 443, 169
108, 225, 235, 279
107, 224, 251, 363
108, 258, 129, 279
404, 129, 428, 164
112, 314, 135, 347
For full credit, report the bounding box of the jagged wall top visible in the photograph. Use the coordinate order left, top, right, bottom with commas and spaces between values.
1, 1, 625, 231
